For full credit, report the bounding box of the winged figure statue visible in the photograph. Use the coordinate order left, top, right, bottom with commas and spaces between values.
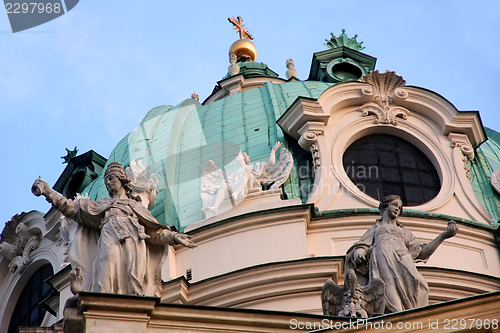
201, 142, 293, 219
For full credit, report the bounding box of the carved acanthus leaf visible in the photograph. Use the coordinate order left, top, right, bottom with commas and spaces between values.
311, 143, 321, 169
359, 104, 410, 126
449, 134, 475, 182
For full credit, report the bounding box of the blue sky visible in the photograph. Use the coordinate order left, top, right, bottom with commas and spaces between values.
1, 1, 499, 230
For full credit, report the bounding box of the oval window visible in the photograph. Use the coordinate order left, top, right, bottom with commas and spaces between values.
331, 62, 362, 81
343, 134, 440, 206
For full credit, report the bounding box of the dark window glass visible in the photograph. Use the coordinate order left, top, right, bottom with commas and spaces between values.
8, 264, 53, 333
343, 134, 440, 206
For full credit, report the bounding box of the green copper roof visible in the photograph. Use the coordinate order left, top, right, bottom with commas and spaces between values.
81, 80, 334, 231
470, 127, 500, 223
79, 68, 500, 230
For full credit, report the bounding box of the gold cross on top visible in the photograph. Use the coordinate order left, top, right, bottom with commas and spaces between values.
228, 16, 254, 40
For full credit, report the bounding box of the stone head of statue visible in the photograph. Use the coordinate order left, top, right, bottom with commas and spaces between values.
378, 195, 403, 219
104, 162, 133, 198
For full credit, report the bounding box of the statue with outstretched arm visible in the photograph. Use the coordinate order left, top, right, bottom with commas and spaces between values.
322, 194, 458, 317
32, 162, 195, 297
347, 195, 458, 313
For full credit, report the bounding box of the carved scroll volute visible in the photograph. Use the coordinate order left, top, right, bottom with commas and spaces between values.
449, 133, 475, 182
298, 131, 324, 170
298, 131, 323, 150
2, 220, 43, 274
359, 70, 410, 125
8, 235, 40, 274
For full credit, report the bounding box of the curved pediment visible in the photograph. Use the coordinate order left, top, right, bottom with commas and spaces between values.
278, 71, 491, 225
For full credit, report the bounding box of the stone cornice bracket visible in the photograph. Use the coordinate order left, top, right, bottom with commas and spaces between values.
295, 131, 324, 170
444, 112, 486, 148
278, 98, 329, 173
298, 130, 324, 151
449, 133, 475, 181
277, 97, 329, 150
358, 70, 410, 125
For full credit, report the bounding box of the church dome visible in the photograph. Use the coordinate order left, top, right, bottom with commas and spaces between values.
82, 80, 335, 231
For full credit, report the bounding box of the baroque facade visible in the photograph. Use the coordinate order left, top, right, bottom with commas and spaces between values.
1, 28, 499, 332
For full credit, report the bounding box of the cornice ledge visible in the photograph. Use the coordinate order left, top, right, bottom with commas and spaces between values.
277, 97, 329, 151
219, 73, 246, 97
444, 112, 486, 148
78, 291, 159, 314
314, 207, 494, 230
208, 75, 287, 103
161, 276, 190, 304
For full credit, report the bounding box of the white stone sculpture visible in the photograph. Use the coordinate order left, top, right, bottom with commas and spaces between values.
285, 58, 298, 79
125, 159, 159, 210
228, 53, 240, 76
201, 142, 293, 218
322, 195, 458, 317
32, 162, 196, 297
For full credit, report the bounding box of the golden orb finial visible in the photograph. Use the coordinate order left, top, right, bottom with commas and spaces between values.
229, 39, 258, 62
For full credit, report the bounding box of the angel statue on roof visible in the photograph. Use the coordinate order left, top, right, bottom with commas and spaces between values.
201, 142, 293, 219
32, 161, 196, 298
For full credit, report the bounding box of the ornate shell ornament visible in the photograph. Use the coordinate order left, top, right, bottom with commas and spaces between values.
359, 70, 410, 126
360, 70, 406, 103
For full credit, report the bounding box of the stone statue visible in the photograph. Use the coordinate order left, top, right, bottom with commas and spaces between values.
32, 162, 196, 297
285, 58, 298, 79
322, 195, 458, 317
125, 159, 159, 210
228, 53, 240, 76
201, 142, 293, 218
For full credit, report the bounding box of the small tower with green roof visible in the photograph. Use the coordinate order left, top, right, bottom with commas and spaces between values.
308, 29, 377, 83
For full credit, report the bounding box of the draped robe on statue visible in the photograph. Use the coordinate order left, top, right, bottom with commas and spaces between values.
60, 195, 174, 297
345, 221, 429, 313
